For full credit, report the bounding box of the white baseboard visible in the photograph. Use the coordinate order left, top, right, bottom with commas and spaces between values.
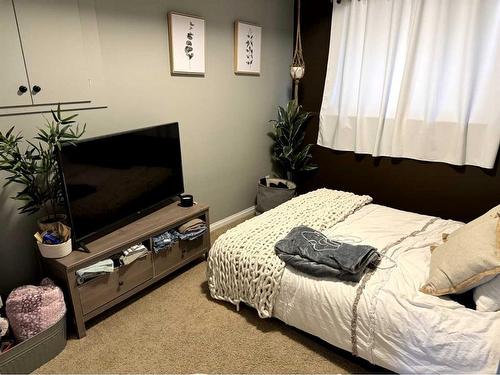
210, 206, 255, 232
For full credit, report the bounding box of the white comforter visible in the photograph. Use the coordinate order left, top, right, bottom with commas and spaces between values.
273, 204, 500, 373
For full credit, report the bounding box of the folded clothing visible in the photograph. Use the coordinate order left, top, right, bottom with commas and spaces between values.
178, 218, 205, 233
152, 230, 178, 253
175, 226, 207, 241
152, 219, 207, 253
120, 244, 148, 266
175, 218, 207, 241
76, 259, 114, 285
275, 226, 380, 282
122, 244, 147, 257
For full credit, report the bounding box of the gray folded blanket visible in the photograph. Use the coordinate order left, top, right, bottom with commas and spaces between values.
275, 226, 380, 282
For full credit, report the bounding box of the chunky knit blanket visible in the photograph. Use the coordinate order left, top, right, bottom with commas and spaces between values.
207, 189, 372, 318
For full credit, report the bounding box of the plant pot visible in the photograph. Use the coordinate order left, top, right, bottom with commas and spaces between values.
37, 239, 72, 259
37, 214, 67, 232
256, 177, 296, 215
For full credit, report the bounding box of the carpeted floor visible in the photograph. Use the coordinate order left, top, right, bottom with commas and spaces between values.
37, 258, 385, 373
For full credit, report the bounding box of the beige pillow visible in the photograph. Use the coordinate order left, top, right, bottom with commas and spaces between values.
420, 205, 500, 296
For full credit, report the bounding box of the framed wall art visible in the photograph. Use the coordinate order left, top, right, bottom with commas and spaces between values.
234, 21, 262, 75
168, 12, 205, 75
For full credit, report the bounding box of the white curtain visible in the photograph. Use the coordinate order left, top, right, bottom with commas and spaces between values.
318, 0, 500, 168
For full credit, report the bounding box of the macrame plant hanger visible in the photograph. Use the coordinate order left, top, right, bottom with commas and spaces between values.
290, 0, 305, 104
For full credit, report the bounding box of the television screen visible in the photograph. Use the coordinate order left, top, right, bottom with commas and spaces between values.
58, 123, 184, 243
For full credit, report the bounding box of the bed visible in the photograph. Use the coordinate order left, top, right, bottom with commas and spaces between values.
207, 189, 500, 373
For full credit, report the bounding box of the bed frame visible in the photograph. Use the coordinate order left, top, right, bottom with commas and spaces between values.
297, 0, 499, 223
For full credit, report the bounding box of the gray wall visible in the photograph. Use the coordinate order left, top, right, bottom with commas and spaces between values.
0, 0, 293, 294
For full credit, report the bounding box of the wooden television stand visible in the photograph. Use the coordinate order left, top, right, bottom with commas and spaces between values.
43, 201, 210, 338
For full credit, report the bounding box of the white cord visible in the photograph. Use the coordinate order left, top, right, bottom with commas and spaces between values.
374, 253, 397, 270
330, 234, 363, 244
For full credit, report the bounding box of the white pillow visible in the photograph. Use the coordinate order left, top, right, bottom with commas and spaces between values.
474, 274, 500, 312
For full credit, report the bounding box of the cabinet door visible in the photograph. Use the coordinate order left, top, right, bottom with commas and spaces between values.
0, 0, 32, 107
13, 0, 91, 104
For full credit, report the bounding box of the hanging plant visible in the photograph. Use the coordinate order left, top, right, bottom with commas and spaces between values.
290, 0, 305, 102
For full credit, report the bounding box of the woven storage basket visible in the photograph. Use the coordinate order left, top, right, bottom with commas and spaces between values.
0, 314, 66, 373
256, 177, 296, 215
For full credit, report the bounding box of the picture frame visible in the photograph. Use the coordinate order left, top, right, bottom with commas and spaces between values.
168, 12, 205, 76
234, 21, 262, 76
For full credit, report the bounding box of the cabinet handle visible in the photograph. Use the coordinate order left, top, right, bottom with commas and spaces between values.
18, 85, 28, 94
32, 85, 42, 94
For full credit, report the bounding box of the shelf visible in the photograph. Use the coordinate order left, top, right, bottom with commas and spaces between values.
52, 201, 209, 270
42, 200, 210, 338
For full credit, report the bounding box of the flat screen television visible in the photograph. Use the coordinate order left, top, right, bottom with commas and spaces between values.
58, 122, 184, 244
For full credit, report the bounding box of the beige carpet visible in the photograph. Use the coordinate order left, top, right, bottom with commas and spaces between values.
37, 260, 385, 374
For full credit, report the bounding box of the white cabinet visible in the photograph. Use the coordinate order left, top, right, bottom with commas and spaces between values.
1, 0, 96, 110
0, 0, 32, 107
14, 0, 91, 105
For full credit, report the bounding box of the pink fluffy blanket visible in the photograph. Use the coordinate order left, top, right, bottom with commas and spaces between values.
6, 278, 66, 341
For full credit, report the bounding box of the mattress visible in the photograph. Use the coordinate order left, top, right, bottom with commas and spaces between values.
273, 204, 500, 373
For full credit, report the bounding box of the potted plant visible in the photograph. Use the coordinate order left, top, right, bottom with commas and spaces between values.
0, 105, 85, 258
269, 100, 317, 181
256, 101, 318, 214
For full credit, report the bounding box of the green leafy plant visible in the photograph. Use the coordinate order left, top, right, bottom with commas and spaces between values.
0, 105, 85, 221
268, 100, 317, 181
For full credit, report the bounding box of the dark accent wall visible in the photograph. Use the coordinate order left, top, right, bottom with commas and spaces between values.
298, 0, 499, 222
